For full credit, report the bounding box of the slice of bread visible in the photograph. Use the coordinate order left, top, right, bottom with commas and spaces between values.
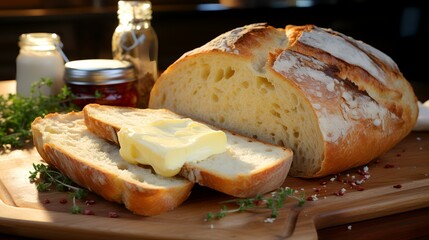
83, 104, 293, 198
31, 112, 193, 216
148, 23, 418, 178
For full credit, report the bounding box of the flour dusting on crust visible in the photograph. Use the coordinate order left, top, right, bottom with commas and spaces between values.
273, 49, 395, 143
298, 29, 387, 85
181, 23, 268, 57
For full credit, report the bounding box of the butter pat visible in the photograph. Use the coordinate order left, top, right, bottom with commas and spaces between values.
118, 118, 227, 177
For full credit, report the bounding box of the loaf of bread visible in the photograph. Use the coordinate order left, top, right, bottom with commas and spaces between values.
82, 104, 293, 198
31, 112, 193, 216
149, 23, 418, 178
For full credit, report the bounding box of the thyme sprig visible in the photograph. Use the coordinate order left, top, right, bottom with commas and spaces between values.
0, 78, 77, 152
29, 163, 88, 214
206, 187, 305, 221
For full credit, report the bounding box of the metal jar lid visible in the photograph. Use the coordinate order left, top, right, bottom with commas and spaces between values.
64, 59, 136, 85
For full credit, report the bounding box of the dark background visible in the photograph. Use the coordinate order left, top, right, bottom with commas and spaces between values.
0, 0, 427, 86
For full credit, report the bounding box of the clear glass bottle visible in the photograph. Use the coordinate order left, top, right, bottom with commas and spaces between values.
16, 33, 65, 97
112, 0, 158, 108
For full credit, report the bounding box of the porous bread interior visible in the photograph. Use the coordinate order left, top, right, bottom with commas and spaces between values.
151, 54, 324, 176
193, 134, 287, 177
85, 105, 291, 177
35, 113, 189, 187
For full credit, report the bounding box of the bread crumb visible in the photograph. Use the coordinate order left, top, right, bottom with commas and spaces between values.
210, 224, 214, 229
347, 225, 352, 230
310, 194, 319, 201
416, 137, 421, 141
264, 218, 276, 223
355, 179, 364, 185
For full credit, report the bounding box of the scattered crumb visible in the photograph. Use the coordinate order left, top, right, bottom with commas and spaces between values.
347, 225, 352, 230
416, 137, 421, 141
307, 194, 319, 201
355, 179, 364, 185
264, 218, 276, 223
335, 188, 347, 196
210, 224, 214, 229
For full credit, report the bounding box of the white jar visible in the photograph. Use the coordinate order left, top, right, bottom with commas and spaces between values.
16, 33, 65, 97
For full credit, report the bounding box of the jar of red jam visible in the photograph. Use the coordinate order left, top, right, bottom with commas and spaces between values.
64, 59, 138, 108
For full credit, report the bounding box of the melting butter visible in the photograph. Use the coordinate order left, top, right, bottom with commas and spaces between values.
118, 118, 227, 177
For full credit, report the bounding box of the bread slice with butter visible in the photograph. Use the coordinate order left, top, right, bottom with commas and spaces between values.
83, 103, 293, 198
31, 112, 193, 216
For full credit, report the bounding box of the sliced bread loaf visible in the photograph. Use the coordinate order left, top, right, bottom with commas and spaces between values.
31, 112, 193, 216
83, 103, 293, 198
148, 23, 418, 178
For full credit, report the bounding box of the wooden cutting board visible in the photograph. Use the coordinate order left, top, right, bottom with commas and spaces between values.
1, 131, 428, 240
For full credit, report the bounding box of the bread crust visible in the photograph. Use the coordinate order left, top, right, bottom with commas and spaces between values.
180, 151, 292, 198
149, 23, 418, 178
31, 112, 193, 216
279, 25, 417, 177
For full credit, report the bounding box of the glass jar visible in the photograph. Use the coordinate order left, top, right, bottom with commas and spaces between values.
64, 59, 138, 109
16, 33, 65, 97
112, 0, 158, 108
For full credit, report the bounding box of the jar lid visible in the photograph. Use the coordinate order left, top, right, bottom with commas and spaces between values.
65, 59, 136, 85
117, 1, 152, 21
19, 33, 61, 50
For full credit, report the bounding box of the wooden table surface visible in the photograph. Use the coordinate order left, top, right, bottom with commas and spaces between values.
1, 80, 429, 240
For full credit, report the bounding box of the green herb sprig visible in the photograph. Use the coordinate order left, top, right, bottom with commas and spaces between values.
29, 163, 88, 214
206, 187, 305, 221
0, 78, 78, 151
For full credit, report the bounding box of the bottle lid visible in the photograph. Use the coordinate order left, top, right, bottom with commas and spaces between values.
65, 59, 136, 85
117, 0, 152, 22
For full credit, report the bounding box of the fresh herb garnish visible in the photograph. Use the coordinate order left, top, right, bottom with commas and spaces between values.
29, 163, 88, 214
206, 187, 305, 221
0, 78, 78, 152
